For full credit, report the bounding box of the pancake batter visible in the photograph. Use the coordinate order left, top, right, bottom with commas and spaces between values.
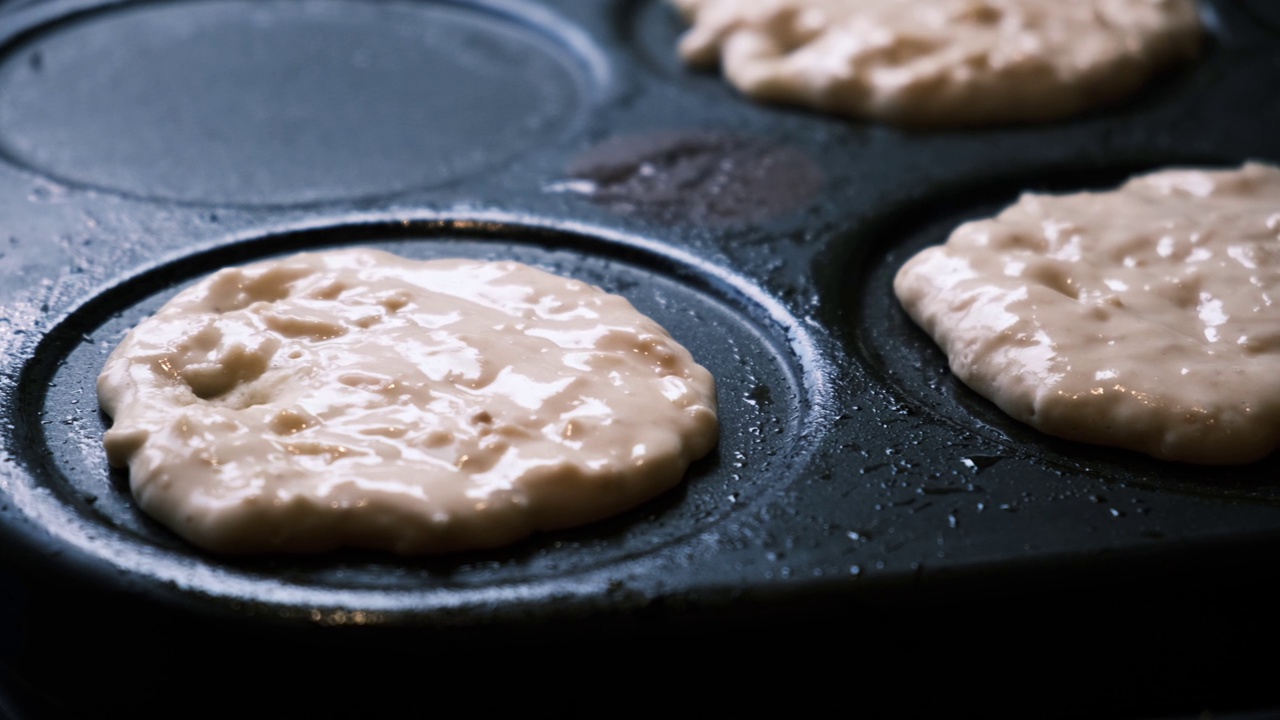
672, 0, 1202, 126
894, 163, 1280, 464
98, 249, 719, 553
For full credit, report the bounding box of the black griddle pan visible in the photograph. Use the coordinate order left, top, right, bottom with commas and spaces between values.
2, 0, 1280, 716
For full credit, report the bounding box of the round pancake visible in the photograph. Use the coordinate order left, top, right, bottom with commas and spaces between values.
98, 249, 719, 553
894, 163, 1280, 463
673, 0, 1202, 126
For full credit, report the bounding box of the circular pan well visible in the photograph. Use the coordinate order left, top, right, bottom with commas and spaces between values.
837, 166, 1280, 501
3, 220, 822, 618
0, 0, 596, 206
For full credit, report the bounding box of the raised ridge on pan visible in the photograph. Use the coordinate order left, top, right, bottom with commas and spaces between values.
3, 218, 832, 616
0, 0, 604, 207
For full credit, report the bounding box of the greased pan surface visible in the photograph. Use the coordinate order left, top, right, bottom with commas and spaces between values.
1, 0, 1279, 715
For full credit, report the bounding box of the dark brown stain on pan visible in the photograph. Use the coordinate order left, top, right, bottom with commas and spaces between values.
562, 130, 822, 225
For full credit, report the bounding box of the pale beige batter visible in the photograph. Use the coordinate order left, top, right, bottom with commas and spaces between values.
894, 162, 1280, 464
672, 0, 1202, 126
98, 249, 719, 554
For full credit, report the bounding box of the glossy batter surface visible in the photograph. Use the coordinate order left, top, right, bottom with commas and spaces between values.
672, 0, 1202, 126
98, 249, 719, 553
894, 163, 1280, 464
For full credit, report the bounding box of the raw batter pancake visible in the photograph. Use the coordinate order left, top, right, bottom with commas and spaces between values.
97, 249, 719, 554
893, 162, 1280, 464
672, 0, 1202, 126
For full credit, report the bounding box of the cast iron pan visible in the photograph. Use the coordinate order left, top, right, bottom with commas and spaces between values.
1, 0, 1279, 715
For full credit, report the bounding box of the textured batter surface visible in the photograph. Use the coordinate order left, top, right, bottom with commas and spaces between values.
672, 0, 1202, 126
894, 163, 1280, 464
98, 249, 719, 554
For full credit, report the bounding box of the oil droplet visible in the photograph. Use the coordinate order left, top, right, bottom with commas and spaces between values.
746, 383, 773, 407
961, 455, 1004, 472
